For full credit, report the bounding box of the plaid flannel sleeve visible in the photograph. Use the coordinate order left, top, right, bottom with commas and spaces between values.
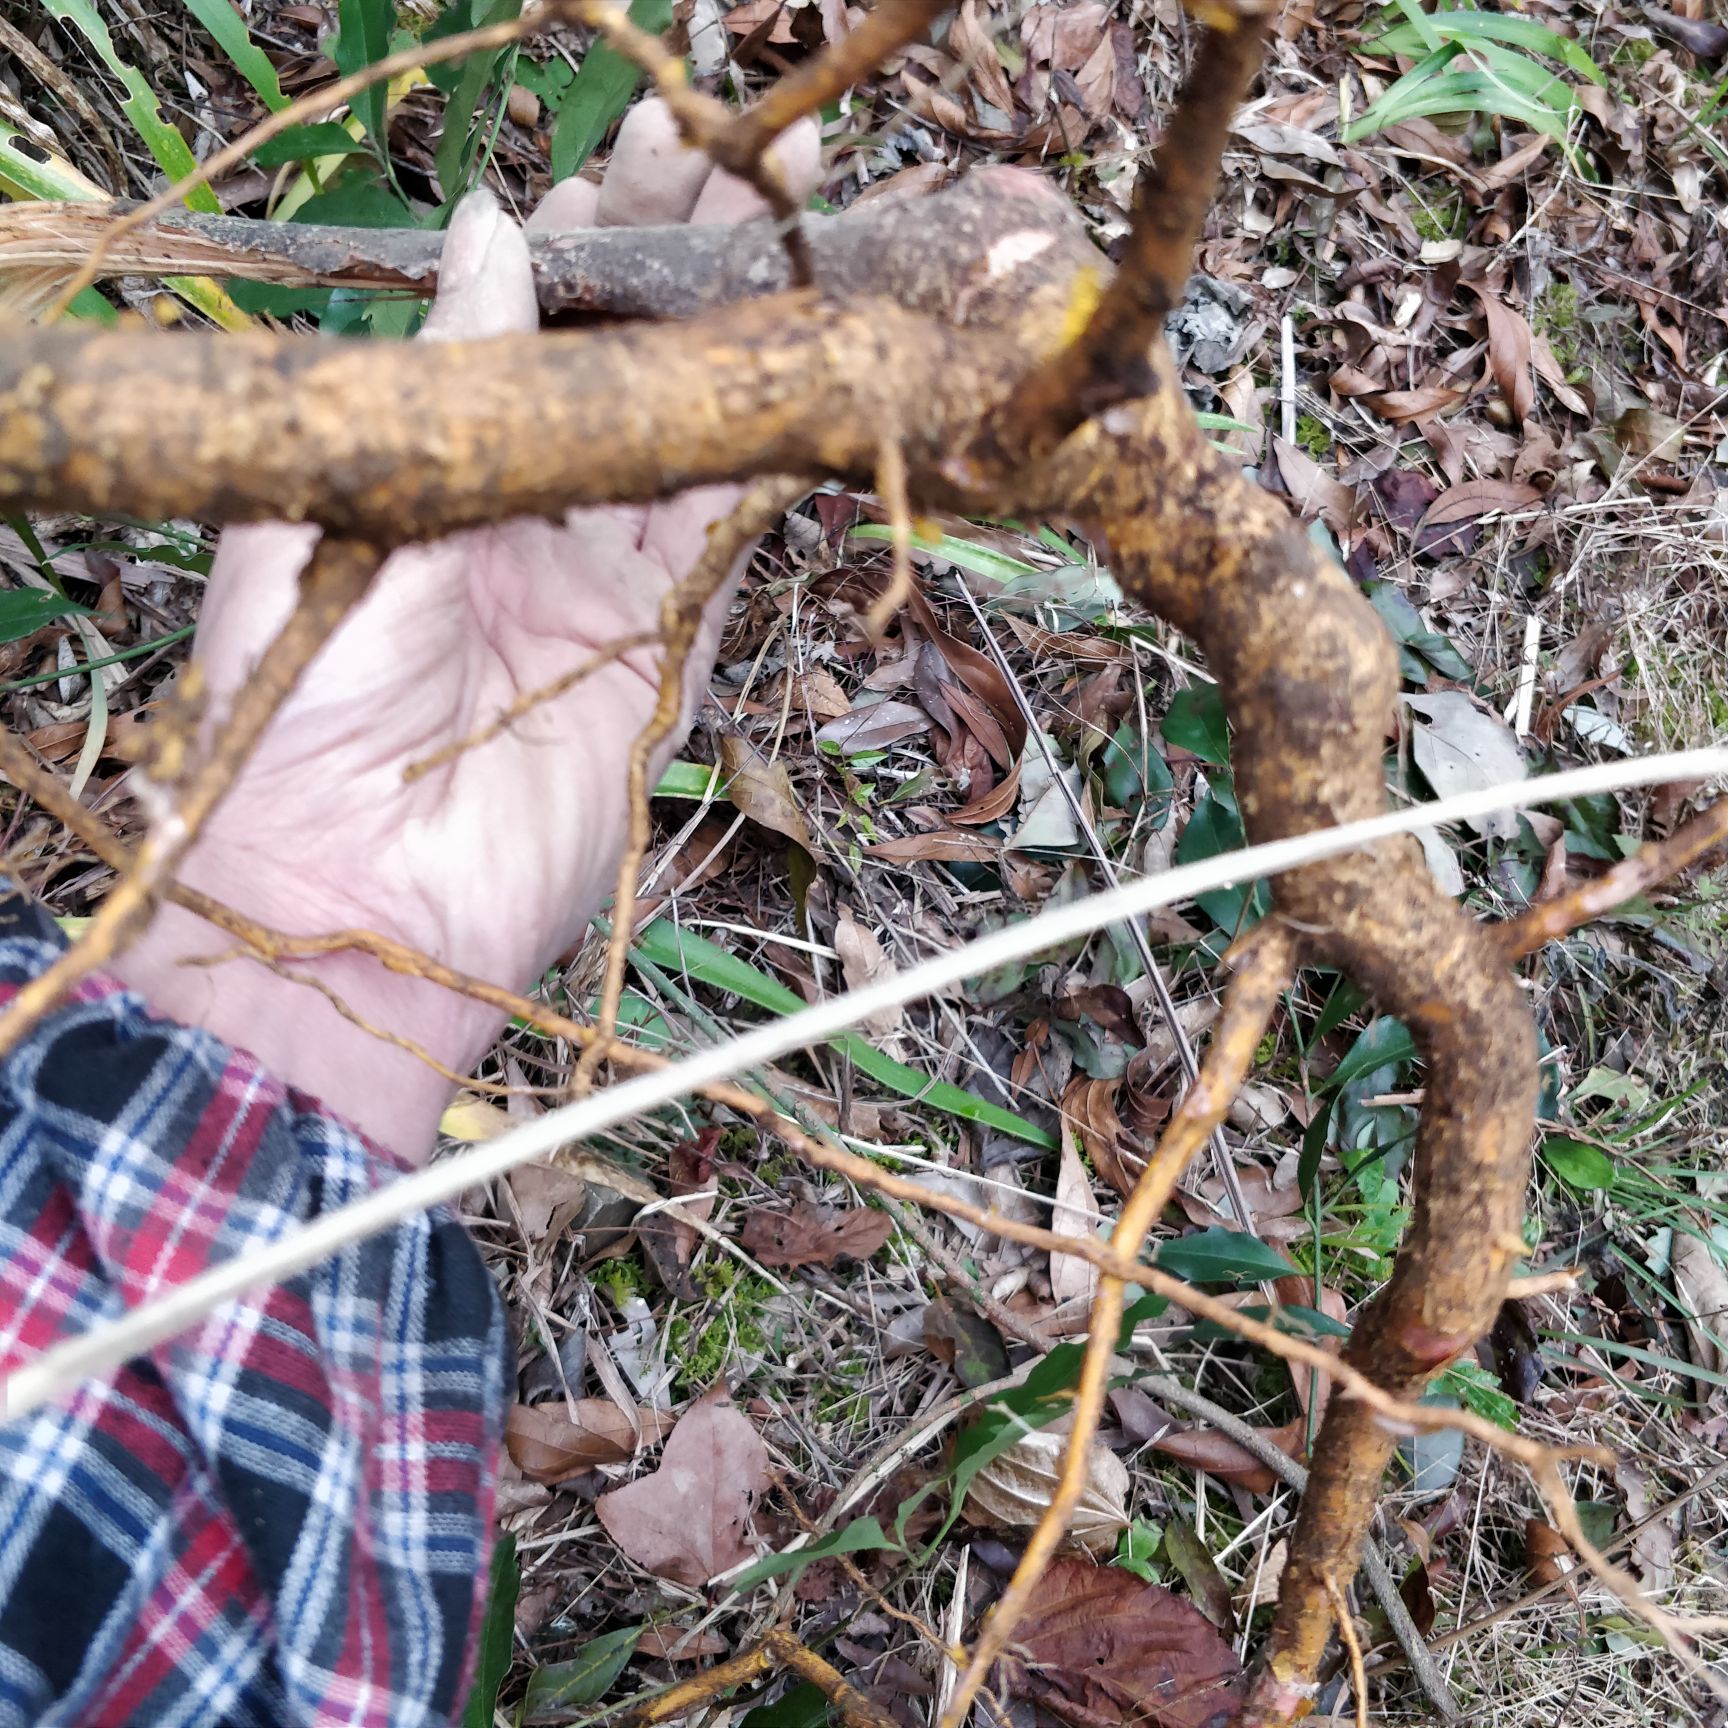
0, 886, 506, 1728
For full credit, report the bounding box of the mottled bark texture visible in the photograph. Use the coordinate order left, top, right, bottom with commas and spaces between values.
0, 124, 1537, 1728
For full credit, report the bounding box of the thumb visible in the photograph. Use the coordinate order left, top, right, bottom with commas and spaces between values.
420, 188, 539, 341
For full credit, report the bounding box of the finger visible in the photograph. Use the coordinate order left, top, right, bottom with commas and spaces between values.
597, 98, 713, 227
688, 115, 823, 225
526, 176, 600, 233
193, 522, 321, 700
420, 188, 539, 341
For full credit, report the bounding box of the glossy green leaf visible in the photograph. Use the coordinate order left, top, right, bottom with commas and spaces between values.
631, 920, 1056, 1148
461, 1531, 519, 1728
251, 123, 370, 167
333, 0, 395, 158
1541, 1135, 1615, 1191
1101, 721, 1173, 823
551, 0, 674, 179
1327, 1015, 1417, 1094
1175, 781, 1268, 932
0, 589, 91, 643
849, 523, 1042, 585
522, 1624, 643, 1713
433, 0, 524, 203
1155, 1227, 1295, 1286
1363, 581, 1474, 682
729, 1517, 899, 1589
1162, 684, 1231, 766
740, 1681, 832, 1728
179, 0, 289, 110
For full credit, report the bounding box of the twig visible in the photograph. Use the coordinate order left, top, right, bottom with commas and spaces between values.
940, 920, 1297, 1728
626, 1628, 894, 1728
0, 538, 382, 1063
712, 0, 945, 174
1500, 796, 1728, 958
563, 0, 813, 282
1324, 1575, 1370, 1728
863, 437, 914, 640
1533, 1458, 1728, 1702
1007, 0, 1274, 443
1141, 1373, 1456, 1720
573, 477, 803, 1093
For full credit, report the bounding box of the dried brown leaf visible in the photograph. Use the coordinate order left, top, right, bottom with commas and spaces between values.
1050, 1123, 1103, 1306
1063, 1072, 1139, 1201
1150, 1419, 1304, 1495
505, 1400, 672, 1483
595, 1389, 770, 1586
740, 1199, 894, 1269
833, 904, 902, 1036
1465, 281, 1536, 424
718, 732, 814, 853
997, 1557, 1245, 1728
964, 1427, 1130, 1554
866, 829, 1002, 863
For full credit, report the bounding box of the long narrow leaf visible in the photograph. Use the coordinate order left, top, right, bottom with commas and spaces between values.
1376, 11, 1604, 83
179, 0, 290, 110
632, 919, 1056, 1147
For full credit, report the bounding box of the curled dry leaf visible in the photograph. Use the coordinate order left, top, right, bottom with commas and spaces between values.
740, 1199, 895, 1269
1064, 1072, 1140, 1201
595, 1388, 770, 1587
505, 1400, 674, 1483
964, 1426, 1131, 1554
1464, 281, 1536, 424
997, 1557, 1245, 1728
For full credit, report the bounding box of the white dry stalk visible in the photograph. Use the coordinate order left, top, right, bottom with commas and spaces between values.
4, 746, 1726, 1418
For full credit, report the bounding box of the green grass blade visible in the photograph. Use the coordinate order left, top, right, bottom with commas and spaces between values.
848, 523, 1042, 585
178, 0, 290, 110
39, 0, 222, 215
1376, 11, 1604, 83
632, 918, 1056, 1148
551, 0, 674, 179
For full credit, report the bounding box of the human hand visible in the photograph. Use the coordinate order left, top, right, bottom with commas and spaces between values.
112, 103, 821, 1161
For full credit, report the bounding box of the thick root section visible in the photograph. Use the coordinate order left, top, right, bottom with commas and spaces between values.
1047, 377, 1538, 1716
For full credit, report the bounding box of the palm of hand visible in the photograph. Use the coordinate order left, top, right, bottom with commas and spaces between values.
182, 111, 816, 998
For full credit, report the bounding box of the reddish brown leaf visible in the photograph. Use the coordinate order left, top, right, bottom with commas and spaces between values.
595, 1388, 770, 1586
740, 1200, 894, 1269
1150, 1419, 1304, 1495
951, 757, 1022, 825
1361, 384, 1468, 423
505, 1401, 672, 1483
1063, 1073, 1138, 1202
1414, 477, 1542, 557
997, 1557, 1245, 1728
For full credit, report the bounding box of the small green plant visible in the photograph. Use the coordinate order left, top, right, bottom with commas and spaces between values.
1293, 413, 1333, 459
1346, 0, 1606, 149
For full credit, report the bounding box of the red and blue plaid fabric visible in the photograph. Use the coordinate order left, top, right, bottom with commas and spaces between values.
0, 886, 505, 1727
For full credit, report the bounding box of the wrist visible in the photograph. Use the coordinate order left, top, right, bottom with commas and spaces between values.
109, 859, 503, 1166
